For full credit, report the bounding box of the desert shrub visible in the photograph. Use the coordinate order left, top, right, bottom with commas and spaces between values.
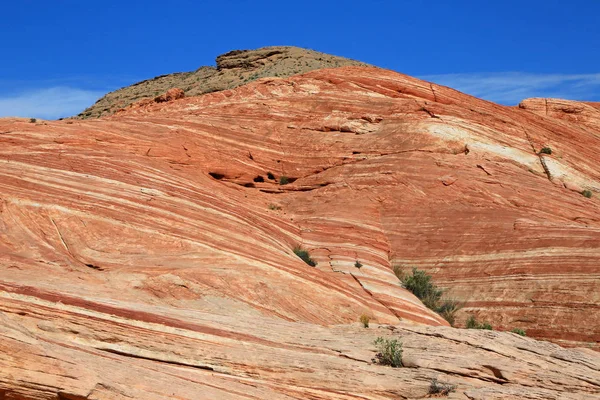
466, 315, 493, 330
398, 267, 462, 326
582, 190, 593, 198
373, 337, 403, 367
401, 268, 443, 309
29, 118, 36, 123
279, 176, 290, 185
435, 299, 462, 327
268, 203, 281, 210
429, 378, 456, 396
511, 328, 526, 336
354, 260, 363, 269
465, 316, 478, 329
540, 147, 552, 155
293, 246, 316, 266
359, 314, 370, 328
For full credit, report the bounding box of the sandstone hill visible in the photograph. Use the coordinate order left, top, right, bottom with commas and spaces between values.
76, 46, 369, 119
1, 64, 600, 398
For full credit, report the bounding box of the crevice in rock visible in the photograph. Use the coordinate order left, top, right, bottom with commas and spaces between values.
97, 348, 216, 372
349, 273, 402, 321
58, 392, 89, 400
420, 107, 440, 119
401, 328, 517, 361
50, 217, 71, 255
429, 82, 438, 103
85, 263, 104, 271
332, 349, 370, 364
538, 155, 553, 181
208, 172, 226, 180
429, 367, 507, 385
520, 126, 553, 182
482, 365, 508, 381
476, 164, 492, 176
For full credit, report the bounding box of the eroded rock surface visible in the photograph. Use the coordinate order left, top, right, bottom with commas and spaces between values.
1, 66, 600, 398
77, 46, 369, 119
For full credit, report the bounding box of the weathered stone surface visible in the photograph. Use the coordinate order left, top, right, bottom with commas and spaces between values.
1, 290, 599, 399
77, 46, 370, 118
154, 87, 185, 103
1, 66, 600, 398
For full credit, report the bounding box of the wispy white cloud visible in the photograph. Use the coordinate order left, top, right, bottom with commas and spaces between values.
419, 72, 600, 105
0, 87, 106, 120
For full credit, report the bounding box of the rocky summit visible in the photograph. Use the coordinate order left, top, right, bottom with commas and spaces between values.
1, 55, 600, 399
77, 46, 369, 119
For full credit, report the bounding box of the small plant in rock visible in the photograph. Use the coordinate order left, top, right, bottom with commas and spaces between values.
539, 147, 552, 155
373, 337, 403, 367
429, 378, 457, 396
359, 314, 370, 328
293, 246, 316, 266
279, 176, 290, 185
435, 299, 462, 327
396, 267, 462, 326
511, 328, 527, 336
29, 118, 37, 123
401, 268, 443, 310
582, 190, 593, 198
354, 260, 363, 269
466, 315, 493, 330
268, 203, 281, 210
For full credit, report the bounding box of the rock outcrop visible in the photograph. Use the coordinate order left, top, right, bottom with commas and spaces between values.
77, 46, 369, 119
1, 65, 600, 398
153, 87, 185, 103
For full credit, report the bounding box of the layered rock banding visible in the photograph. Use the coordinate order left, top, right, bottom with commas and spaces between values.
1, 64, 600, 398
77, 46, 369, 119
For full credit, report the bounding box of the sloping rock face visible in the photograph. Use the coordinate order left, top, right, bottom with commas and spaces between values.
1, 66, 600, 398
77, 46, 369, 119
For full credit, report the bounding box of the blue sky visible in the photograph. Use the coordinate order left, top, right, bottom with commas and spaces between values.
1, 0, 599, 119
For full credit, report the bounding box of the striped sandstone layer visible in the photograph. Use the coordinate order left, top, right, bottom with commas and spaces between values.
1, 66, 599, 398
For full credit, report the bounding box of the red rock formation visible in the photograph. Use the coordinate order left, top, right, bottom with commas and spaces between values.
154, 87, 185, 103
1, 66, 599, 398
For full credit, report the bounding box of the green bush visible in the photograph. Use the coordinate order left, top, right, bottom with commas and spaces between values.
435, 299, 462, 327
401, 268, 443, 309
373, 337, 403, 367
429, 378, 456, 396
466, 315, 493, 330
540, 147, 552, 155
398, 267, 461, 326
582, 190, 593, 198
354, 260, 363, 269
511, 328, 527, 336
279, 176, 290, 185
293, 246, 316, 266
268, 203, 281, 210
29, 118, 36, 123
